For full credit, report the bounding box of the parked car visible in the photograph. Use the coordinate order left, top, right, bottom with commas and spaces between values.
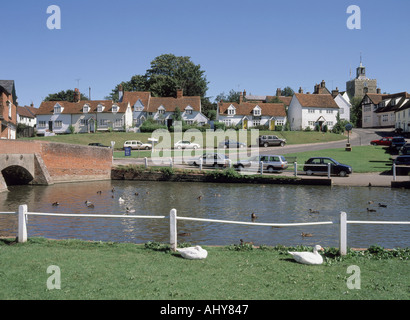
187, 153, 229, 167
234, 155, 288, 173
393, 155, 410, 175
219, 140, 246, 148
370, 137, 393, 146
88, 143, 110, 148
258, 135, 286, 147
303, 157, 352, 177
390, 137, 406, 151
174, 140, 200, 149
399, 143, 410, 155
123, 140, 152, 150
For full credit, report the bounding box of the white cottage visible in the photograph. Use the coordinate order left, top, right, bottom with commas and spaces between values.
288, 93, 340, 131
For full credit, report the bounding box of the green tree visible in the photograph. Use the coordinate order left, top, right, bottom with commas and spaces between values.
350, 96, 363, 128
107, 54, 209, 101
44, 89, 88, 102
281, 86, 295, 97
215, 89, 241, 103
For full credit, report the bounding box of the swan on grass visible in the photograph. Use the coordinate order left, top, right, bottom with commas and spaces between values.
176, 246, 208, 260
288, 245, 324, 265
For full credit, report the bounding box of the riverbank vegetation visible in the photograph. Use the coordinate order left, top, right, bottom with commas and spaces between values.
0, 238, 408, 300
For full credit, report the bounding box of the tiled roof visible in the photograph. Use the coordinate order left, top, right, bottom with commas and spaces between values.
294, 93, 339, 109
122, 91, 151, 109
365, 93, 386, 105
148, 96, 201, 112
17, 106, 36, 118
219, 102, 286, 117
37, 100, 129, 115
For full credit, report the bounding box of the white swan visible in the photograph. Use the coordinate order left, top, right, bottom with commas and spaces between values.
126, 207, 135, 213
176, 246, 208, 260
288, 245, 324, 265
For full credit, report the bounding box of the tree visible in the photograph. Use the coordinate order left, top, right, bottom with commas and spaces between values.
44, 89, 88, 102
215, 89, 241, 103
107, 54, 209, 101
350, 96, 363, 128
281, 86, 295, 97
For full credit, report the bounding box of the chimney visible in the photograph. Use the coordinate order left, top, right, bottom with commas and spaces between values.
298, 87, 303, 94
276, 88, 281, 97
177, 88, 183, 99
74, 88, 81, 102
377, 88, 381, 94
314, 84, 319, 94
331, 87, 339, 98
118, 84, 124, 102
321, 80, 326, 88
239, 91, 243, 104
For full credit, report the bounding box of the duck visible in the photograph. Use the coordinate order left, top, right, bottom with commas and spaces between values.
288, 245, 324, 265
126, 207, 135, 213
367, 200, 374, 204
96, 191, 102, 195
52, 202, 59, 206
309, 209, 319, 214
251, 213, 257, 220
118, 197, 125, 203
197, 195, 203, 201
111, 188, 115, 193
85, 200, 93, 206
134, 192, 139, 196
176, 246, 208, 260
178, 232, 192, 237
240, 239, 254, 246
378, 203, 387, 208
301, 232, 313, 237
367, 208, 376, 212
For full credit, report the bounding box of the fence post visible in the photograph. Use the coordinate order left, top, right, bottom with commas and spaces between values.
170, 209, 177, 252
169, 157, 173, 168
260, 161, 263, 175
18, 205, 28, 243
144, 157, 148, 169
327, 163, 331, 179
294, 162, 297, 177
199, 157, 203, 171
392, 163, 396, 181
339, 211, 347, 256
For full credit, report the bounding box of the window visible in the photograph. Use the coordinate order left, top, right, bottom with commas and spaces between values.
308, 121, 316, 126
100, 119, 109, 126
276, 120, 284, 126
39, 121, 46, 128
7, 101, 11, 118
97, 105, 104, 112
253, 108, 261, 116
326, 110, 333, 114
83, 105, 89, 113
114, 118, 123, 127
308, 109, 315, 113
185, 109, 193, 115
158, 109, 165, 114
54, 105, 61, 114
185, 120, 194, 125
253, 120, 261, 126
54, 121, 62, 128
112, 106, 118, 113
80, 119, 87, 126
223, 119, 232, 126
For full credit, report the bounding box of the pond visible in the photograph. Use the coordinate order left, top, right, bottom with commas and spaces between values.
0, 180, 409, 249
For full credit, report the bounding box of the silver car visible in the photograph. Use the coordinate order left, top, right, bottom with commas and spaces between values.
235, 155, 288, 173
187, 153, 229, 168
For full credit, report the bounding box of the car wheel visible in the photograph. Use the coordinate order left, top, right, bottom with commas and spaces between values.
371, 142, 377, 146
306, 170, 313, 176
177, 146, 182, 150
264, 142, 269, 147
267, 166, 275, 173
280, 142, 285, 147
145, 146, 150, 150
339, 170, 347, 177
240, 144, 244, 148
193, 145, 198, 149
237, 164, 244, 171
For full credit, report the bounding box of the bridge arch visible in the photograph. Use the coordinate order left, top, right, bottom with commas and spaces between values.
1, 165, 34, 185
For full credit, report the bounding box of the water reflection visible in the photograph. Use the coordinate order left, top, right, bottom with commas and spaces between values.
0, 180, 409, 248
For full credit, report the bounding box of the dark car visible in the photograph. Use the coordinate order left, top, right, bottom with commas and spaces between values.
393, 155, 410, 175
219, 140, 246, 149
370, 137, 393, 146
399, 143, 410, 155
88, 143, 110, 148
258, 135, 286, 147
390, 137, 406, 151
303, 157, 352, 177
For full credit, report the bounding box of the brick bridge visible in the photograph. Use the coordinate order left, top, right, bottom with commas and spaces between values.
0, 140, 113, 192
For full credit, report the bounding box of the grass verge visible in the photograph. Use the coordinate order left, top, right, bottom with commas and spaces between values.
0, 238, 408, 300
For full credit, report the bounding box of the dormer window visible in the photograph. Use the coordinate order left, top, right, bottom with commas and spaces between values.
158, 105, 166, 114
227, 104, 236, 116
253, 106, 261, 116
185, 105, 193, 115
97, 104, 104, 112
112, 105, 119, 113
134, 100, 144, 112
83, 104, 90, 113
54, 103, 62, 114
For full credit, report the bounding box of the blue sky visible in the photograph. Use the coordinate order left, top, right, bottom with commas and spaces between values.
2, 0, 409, 107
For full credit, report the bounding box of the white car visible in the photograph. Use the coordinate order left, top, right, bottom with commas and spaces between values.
174, 140, 200, 149
123, 140, 152, 150
187, 153, 229, 167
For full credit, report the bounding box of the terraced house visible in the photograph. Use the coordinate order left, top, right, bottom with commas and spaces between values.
0, 80, 17, 139
36, 88, 208, 135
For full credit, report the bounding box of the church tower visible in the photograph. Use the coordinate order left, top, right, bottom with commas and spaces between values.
346, 56, 378, 99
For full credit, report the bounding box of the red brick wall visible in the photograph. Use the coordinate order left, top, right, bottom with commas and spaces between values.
0, 140, 112, 183
0, 91, 17, 139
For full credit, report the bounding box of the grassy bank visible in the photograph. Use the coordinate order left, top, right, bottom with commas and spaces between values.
21, 130, 346, 150
0, 238, 408, 300
284, 146, 393, 173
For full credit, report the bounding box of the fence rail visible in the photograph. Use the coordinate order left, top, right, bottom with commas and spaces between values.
0, 205, 408, 255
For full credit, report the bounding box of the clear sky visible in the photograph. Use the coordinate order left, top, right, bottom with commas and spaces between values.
1, 0, 409, 107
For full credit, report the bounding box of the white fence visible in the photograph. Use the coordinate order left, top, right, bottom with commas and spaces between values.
1, 205, 409, 255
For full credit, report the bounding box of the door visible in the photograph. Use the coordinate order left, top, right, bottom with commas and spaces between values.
48, 121, 53, 132
243, 119, 248, 129
269, 120, 275, 131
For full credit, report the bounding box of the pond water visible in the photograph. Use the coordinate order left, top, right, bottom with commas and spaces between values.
0, 180, 409, 249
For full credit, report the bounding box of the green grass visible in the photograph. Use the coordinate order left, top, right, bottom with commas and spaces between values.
284, 146, 394, 173
21, 130, 346, 150
0, 238, 408, 300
